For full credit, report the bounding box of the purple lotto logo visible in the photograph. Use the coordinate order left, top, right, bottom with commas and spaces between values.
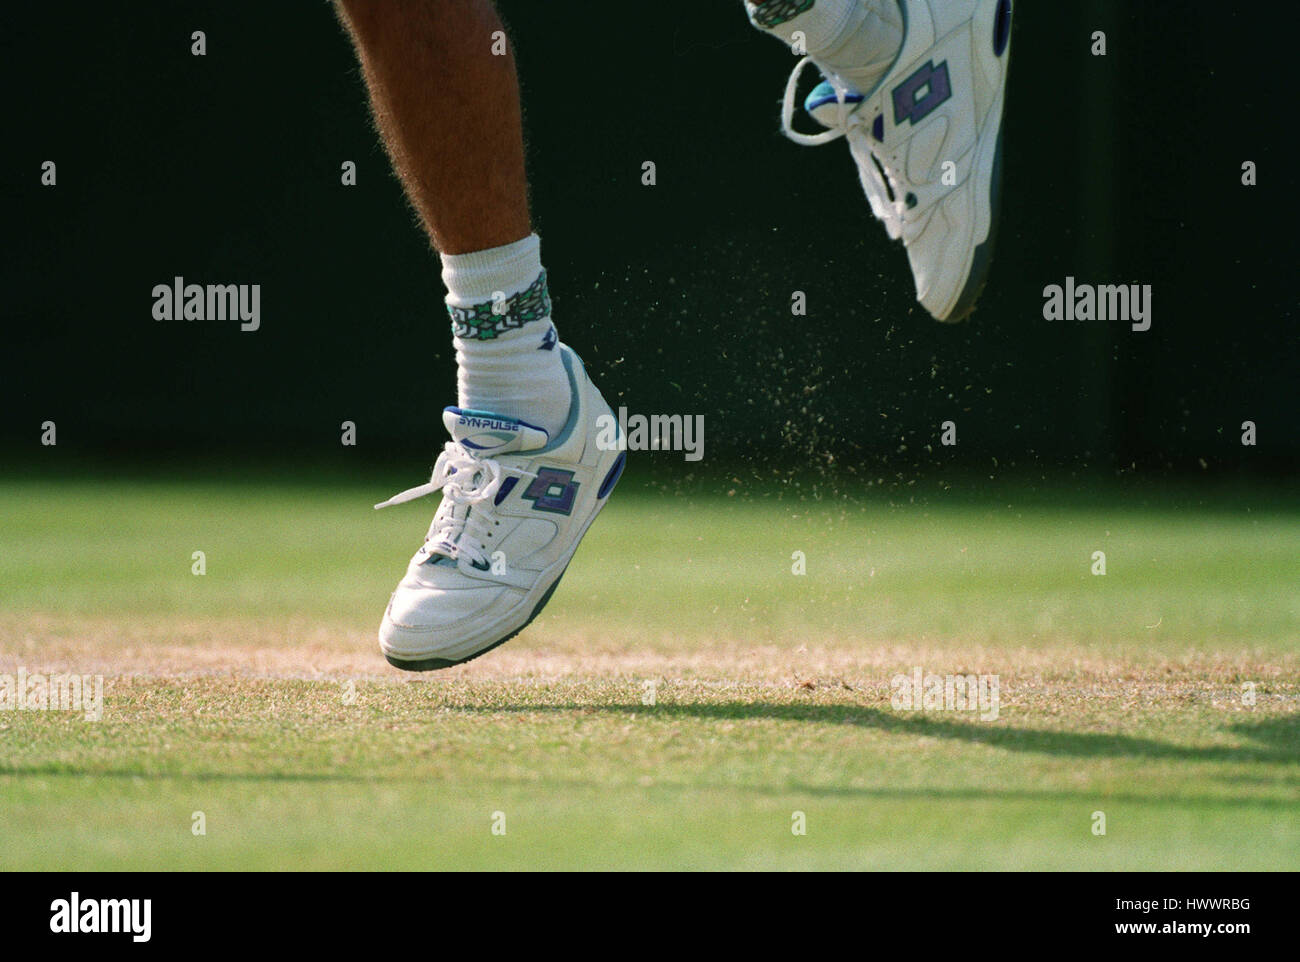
892, 60, 952, 127
523, 467, 579, 515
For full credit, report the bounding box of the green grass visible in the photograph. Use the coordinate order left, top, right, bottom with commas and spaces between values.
1, 472, 1297, 870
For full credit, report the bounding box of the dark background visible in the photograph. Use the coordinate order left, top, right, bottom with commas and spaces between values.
2, 1, 1296, 483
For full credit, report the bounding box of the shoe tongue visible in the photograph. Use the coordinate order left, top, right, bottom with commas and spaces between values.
805, 79, 866, 128
442, 407, 548, 455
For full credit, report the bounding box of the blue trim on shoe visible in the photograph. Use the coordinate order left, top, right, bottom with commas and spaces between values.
598, 451, 626, 500
493, 476, 519, 505
444, 406, 552, 441
532, 346, 584, 455
805, 81, 864, 114
994, 0, 1012, 57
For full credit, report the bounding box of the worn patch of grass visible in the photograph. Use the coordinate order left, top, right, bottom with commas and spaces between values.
1, 476, 1296, 869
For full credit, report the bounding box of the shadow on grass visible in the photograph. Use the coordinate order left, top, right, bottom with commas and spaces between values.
455, 701, 1300, 765
1, 761, 1297, 813
2, 705, 1295, 802
0, 764, 1294, 812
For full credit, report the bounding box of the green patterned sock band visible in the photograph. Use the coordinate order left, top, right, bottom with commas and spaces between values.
449, 270, 552, 340
750, 0, 815, 28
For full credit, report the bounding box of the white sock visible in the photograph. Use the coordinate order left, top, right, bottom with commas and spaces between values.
747, 0, 904, 95
442, 233, 570, 438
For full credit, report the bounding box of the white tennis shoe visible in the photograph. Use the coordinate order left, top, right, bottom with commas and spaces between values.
784, 0, 1014, 321
374, 344, 625, 670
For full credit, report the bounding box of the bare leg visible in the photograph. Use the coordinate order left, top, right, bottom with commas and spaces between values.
337, 0, 530, 254
337, 0, 570, 436
346, 5, 624, 673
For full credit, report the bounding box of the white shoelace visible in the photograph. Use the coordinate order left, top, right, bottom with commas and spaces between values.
374, 442, 537, 567
782, 56, 858, 147
781, 56, 904, 238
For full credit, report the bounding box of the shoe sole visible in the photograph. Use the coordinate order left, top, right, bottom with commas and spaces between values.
382, 450, 625, 671
383, 562, 572, 672
944, 117, 1005, 322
